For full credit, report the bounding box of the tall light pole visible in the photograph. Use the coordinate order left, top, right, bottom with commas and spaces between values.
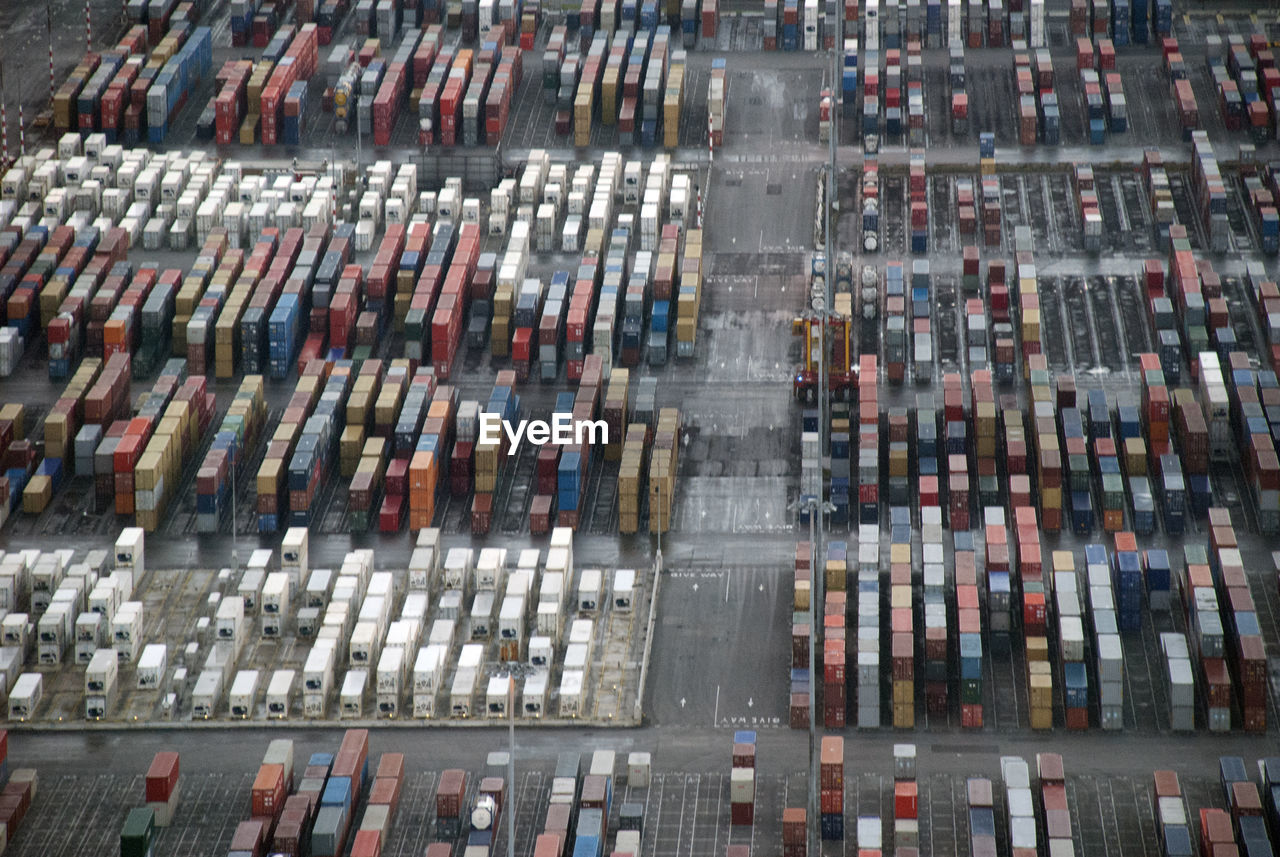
1, 62, 8, 168
507, 675, 516, 857
47, 3, 56, 103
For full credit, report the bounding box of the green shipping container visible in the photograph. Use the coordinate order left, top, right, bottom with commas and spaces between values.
121, 807, 155, 857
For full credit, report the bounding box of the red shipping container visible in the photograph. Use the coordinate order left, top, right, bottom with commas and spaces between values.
145, 751, 180, 802
894, 781, 918, 819
351, 830, 382, 857
251, 764, 286, 819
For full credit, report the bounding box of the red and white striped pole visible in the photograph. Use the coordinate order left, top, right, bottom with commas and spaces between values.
0, 62, 7, 168
18, 104, 24, 157
86, 0, 92, 52
48, 4, 55, 102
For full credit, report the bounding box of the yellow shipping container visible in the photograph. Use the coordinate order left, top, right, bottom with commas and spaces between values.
1026, 636, 1049, 663
890, 584, 911, 610
893, 679, 914, 706
825, 561, 846, 592
0, 403, 25, 438
257, 457, 285, 496
793, 579, 810, 612
22, 475, 52, 515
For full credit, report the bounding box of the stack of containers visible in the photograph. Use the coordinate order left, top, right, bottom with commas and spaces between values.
1085, 543, 1124, 730
890, 512, 914, 729
1153, 770, 1194, 857
1112, 532, 1143, 632
1208, 509, 1268, 733
1014, 506, 1052, 730
136, 373, 217, 530
1001, 756, 1037, 856
858, 355, 880, 524
922, 506, 947, 717
791, 542, 811, 729
885, 265, 907, 384
823, 543, 847, 729
287, 363, 354, 527
1243, 165, 1280, 254
1182, 541, 1231, 731
731, 731, 756, 827
675, 228, 703, 358
819, 736, 843, 840
196, 375, 266, 533
782, 808, 805, 857
1037, 753, 1073, 852
856, 520, 880, 729
1027, 355, 1063, 532
361, 752, 405, 849
1199, 808, 1237, 856
984, 508, 1012, 651
146, 27, 214, 144
1141, 150, 1177, 249
617, 424, 648, 535
1160, 631, 1195, 731
1075, 165, 1105, 251
1190, 132, 1230, 253
708, 58, 726, 147
1053, 550, 1088, 730
648, 408, 680, 534
894, 744, 919, 850
968, 777, 996, 857
144, 752, 180, 827
907, 152, 926, 253
956, 528, 984, 729
1198, 351, 1232, 463
257, 370, 320, 532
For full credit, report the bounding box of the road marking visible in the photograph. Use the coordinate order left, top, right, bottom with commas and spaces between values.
713, 685, 720, 726
724, 570, 731, 603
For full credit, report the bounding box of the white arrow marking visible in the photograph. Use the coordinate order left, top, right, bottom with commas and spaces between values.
747, 697, 754, 708
692, 583, 699, 592
681, 697, 687, 708
759, 583, 764, 592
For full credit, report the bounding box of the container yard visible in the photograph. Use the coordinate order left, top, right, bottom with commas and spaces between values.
3, 0, 1280, 854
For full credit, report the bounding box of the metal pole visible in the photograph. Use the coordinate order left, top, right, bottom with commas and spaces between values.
507, 676, 516, 857
807, 501, 818, 857
231, 443, 238, 560
1, 62, 8, 168
47, 4, 55, 103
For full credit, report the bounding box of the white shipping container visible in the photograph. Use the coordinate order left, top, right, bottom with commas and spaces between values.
578, 569, 602, 612
486, 675, 513, 718
522, 671, 547, 718
191, 670, 223, 720
414, 644, 447, 695
86, 648, 119, 695
229, 669, 261, 718
558, 670, 583, 717
9, 672, 41, 719
266, 669, 295, 719
613, 569, 635, 611
115, 527, 145, 574
340, 669, 368, 718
